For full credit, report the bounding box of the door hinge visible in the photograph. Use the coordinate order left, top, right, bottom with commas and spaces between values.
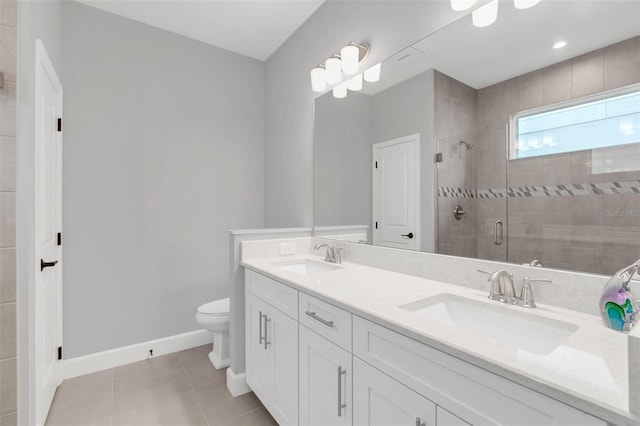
57, 232, 62, 246
57, 346, 62, 360
57, 118, 62, 132
435, 152, 443, 163
375, 222, 378, 229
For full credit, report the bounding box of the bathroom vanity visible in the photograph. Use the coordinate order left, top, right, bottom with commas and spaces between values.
238, 240, 636, 426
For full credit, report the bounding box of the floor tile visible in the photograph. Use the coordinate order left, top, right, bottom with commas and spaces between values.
57, 369, 113, 396
225, 407, 277, 426
113, 389, 207, 426
45, 383, 112, 426
194, 382, 261, 425
0, 412, 16, 426
177, 344, 211, 365
113, 369, 191, 413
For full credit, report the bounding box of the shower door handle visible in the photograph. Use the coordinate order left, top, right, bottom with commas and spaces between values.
494, 220, 504, 245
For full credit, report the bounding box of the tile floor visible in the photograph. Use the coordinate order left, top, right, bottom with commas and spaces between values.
45, 345, 277, 426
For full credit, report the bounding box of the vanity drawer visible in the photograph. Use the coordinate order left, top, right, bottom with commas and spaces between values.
299, 292, 352, 351
353, 316, 606, 426
245, 269, 298, 319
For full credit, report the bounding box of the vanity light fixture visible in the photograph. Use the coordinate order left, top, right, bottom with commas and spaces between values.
472, 0, 499, 28
310, 65, 327, 92
333, 82, 348, 99
553, 40, 567, 49
514, 0, 541, 9
310, 41, 372, 97
364, 63, 381, 83
347, 73, 363, 91
450, 0, 477, 11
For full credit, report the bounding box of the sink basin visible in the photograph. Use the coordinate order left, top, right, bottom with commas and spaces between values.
399, 293, 579, 355
272, 259, 342, 275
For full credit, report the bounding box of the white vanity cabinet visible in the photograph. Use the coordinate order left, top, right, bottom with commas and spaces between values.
245, 272, 298, 425
243, 268, 608, 426
299, 324, 352, 426
353, 357, 436, 426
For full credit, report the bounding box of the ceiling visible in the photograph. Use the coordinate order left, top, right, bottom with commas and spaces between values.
364, 0, 640, 94
75, 0, 325, 61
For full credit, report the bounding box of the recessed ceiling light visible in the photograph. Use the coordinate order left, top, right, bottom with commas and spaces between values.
553, 41, 567, 49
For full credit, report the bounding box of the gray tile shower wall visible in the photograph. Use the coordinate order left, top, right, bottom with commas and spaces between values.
436, 36, 640, 275
0, 1, 17, 424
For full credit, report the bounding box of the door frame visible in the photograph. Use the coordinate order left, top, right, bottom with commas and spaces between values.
31, 38, 64, 426
372, 134, 421, 251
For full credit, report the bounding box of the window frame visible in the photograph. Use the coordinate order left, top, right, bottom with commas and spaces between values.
509, 82, 640, 160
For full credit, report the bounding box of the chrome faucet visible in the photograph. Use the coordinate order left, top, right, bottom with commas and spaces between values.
478, 269, 551, 308
478, 269, 515, 303
313, 243, 343, 264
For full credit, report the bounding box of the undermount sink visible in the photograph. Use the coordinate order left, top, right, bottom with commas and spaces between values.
399, 293, 579, 355
272, 259, 342, 275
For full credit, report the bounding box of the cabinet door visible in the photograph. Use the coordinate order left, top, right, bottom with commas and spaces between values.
300, 325, 352, 426
436, 407, 471, 426
353, 357, 436, 426
270, 306, 299, 425
245, 292, 273, 405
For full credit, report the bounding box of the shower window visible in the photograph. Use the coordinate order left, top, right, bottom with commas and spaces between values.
510, 86, 640, 160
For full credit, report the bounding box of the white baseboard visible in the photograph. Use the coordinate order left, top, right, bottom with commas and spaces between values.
62, 329, 212, 380
226, 368, 251, 397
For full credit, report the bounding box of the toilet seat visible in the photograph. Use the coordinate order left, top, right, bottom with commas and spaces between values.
198, 297, 230, 316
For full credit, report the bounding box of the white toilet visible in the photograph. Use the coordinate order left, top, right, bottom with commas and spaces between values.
195, 297, 230, 369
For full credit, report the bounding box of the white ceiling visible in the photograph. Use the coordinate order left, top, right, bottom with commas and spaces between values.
75, 0, 325, 61
364, 0, 640, 94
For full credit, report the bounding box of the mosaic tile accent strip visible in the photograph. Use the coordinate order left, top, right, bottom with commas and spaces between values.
438, 180, 640, 198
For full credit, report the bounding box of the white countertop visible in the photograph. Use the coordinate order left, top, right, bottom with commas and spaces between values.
242, 254, 637, 426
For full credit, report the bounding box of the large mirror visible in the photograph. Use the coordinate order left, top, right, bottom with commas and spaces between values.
313, 0, 640, 276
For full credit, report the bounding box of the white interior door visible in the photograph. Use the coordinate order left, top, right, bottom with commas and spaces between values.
35, 39, 63, 425
372, 134, 420, 250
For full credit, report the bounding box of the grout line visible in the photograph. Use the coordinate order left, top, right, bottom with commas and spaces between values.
179, 352, 210, 426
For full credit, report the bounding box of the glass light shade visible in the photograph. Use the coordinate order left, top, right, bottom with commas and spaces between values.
450, 0, 477, 11
363, 63, 381, 83
347, 73, 363, 91
472, 0, 498, 27
310, 67, 327, 92
514, 0, 540, 9
325, 57, 342, 85
333, 82, 348, 99
341, 45, 360, 75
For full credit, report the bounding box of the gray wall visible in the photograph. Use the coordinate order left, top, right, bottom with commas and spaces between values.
17, 1, 62, 423
61, 2, 265, 357
313, 91, 372, 238
372, 71, 435, 252
264, 1, 468, 228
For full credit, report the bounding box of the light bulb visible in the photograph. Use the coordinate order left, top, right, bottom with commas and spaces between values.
333, 82, 347, 99
450, 0, 477, 11
514, 0, 540, 9
347, 73, 363, 91
325, 57, 342, 85
363, 63, 381, 83
341, 44, 359, 75
472, 0, 499, 28
310, 66, 327, 92
553, 40, 567, 49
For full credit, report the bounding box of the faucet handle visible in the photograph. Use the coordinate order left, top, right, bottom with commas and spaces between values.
518, 277, 551, 308
334, 247, 344, 264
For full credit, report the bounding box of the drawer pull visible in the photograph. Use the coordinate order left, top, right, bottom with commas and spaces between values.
264, 316, 271, 349
258, 311, 265, 345
305, 311, 334, 328
337, 366, 347, 416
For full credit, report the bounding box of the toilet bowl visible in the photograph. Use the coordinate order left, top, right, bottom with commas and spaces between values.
196, 297, 230, 369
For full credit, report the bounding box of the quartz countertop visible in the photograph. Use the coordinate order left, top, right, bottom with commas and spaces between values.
241, 254, 637, 426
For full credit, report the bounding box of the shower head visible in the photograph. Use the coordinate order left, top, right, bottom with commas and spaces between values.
459, 140, 474, 150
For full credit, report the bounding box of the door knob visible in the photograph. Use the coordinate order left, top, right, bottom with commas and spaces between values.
40, 259, 59, 271
401, 232, 414, 239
